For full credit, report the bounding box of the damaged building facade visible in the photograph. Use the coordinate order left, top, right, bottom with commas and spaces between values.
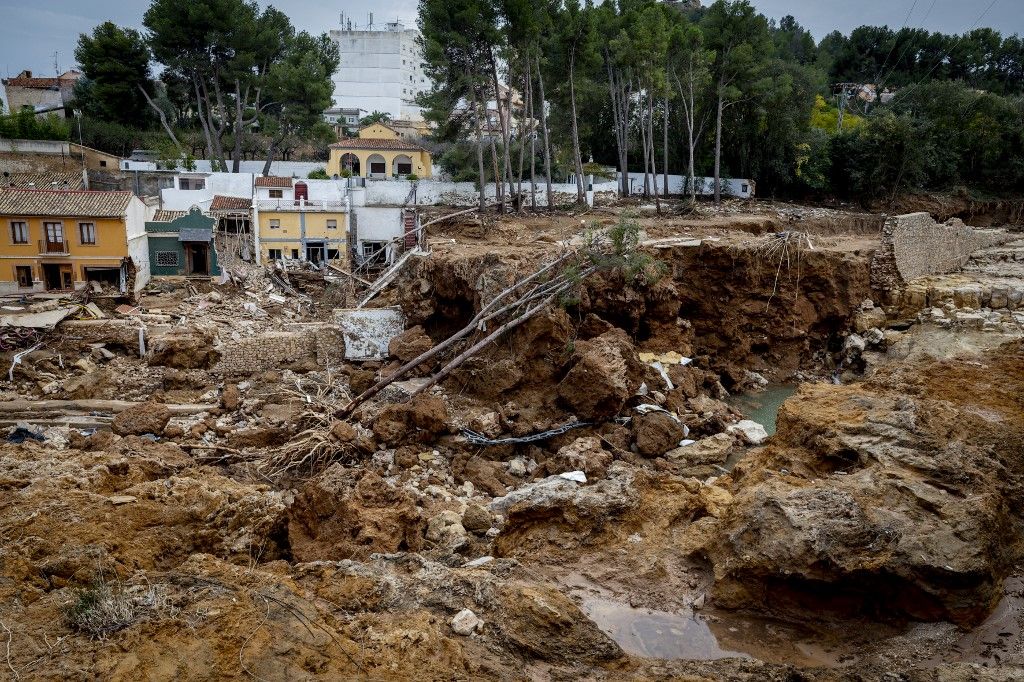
0, 188, 150, 293
145, 207, 221, 278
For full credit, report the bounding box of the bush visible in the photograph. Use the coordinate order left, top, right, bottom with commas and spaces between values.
340, 168, 352, 178
406, 173, 419, 181
307, 167, 329, 179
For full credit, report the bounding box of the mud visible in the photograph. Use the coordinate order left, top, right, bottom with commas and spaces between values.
0, 201, 1022, 680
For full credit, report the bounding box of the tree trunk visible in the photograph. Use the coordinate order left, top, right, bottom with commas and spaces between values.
714, 88, 724, 206
470, 85, 487, 212
232, 80, 245, 173
663, 95, 669, 196
647, 90, 660, 214
192, 76, 216, 163
138, 85, 182, 152
639, 82, 650, 198
529, 62, 537, 211
489, 51, 514, 211
516, 56, 528, 209
262, 137, 279, 177
535, 54, 553, 209
489, 135, 501, 210
569, 50, 585, 204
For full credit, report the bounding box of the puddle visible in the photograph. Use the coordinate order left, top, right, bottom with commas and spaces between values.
579, 598, 857, 667
727, 383, 798, 435
581, 598, 749, 661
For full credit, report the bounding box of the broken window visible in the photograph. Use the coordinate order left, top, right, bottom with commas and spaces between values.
267, 248, 282, 261
10, 221, 28, 244
79, 222, 96, 245
156, 251, 179, 267
15, 265, 32, 287
327, 248, 341, 260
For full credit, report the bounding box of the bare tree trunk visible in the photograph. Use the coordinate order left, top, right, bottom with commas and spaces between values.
516, 56, 528, 208
489, 135, 501, 211
262, 136, 279, 177
199, 79, 227, 170
639, 83, 650, 198
489, 51, 514, 211
647, 91, 661, 214
569, 50, 585, 204
470, 85, 487, 212
529, 62, 537, 211
535, 54, 553, 209
714, 87, 724, 206
663, 95, 669, 196
192, 76, 216, 163
138, 85, 182, 152
232, 80, 246, 173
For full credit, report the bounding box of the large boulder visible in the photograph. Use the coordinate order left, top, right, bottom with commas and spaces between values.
557, 329, 644, 420
372, 395, 448, 445
631, 411, 686, 458
112, 401, 171, 436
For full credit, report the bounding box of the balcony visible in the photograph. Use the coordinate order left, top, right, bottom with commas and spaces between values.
38, 239, 69, 255
256, 198, 348, 212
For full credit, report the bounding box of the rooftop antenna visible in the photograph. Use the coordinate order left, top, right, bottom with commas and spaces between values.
368, 12, 373, 29
53, 51, 59, 75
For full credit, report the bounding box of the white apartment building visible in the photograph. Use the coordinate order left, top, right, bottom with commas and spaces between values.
329, 16, 429, 122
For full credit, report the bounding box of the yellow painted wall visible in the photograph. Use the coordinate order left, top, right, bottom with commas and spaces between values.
327, 148, 433, 178
0, 214, 128, 285
360, 123, 400, 140
258, 210, 349, 262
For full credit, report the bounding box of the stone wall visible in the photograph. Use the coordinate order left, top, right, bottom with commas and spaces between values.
215, 325, 345, 376
871, 212, 1002, 296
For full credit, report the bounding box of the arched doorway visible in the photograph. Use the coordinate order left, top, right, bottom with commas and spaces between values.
392, 154, 413, 177
340, 153, 360, 176
366, 154, 387, 178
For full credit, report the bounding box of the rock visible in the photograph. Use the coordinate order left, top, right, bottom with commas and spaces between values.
863, 327, 885, 347
464, 556, 494, 568
545, 437, 612, 479
854, 307, 886, 332
559, 471, 587, 483
451, 608, 484, 636
726, 420, 769, 445
112, 401, 171, 436
843, 333, 866, 358
108, 495, 137, 505
632, 411, 686, 458
349, 369, 376, 395
221, 384, 241, 411
468, 411, 502, 439
426, 510, 468, 549
389, 325, 434, 363
507, 456, 528, 478
697, 484, 733, 518
148, 329, 219, 369
558, 329, 644, 420
456, 455, 513, 497
163, 424, 184, 439
74, 358, 98, 373
462, 504, 493, 533
666, 433, 734, 473
372, 395, 448, 445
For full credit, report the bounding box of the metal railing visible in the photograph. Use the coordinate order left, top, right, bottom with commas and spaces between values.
255, 198, 348, 212
38, 239, 69, 255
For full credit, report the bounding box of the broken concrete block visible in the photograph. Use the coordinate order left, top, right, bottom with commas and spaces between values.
726, 420, 769, 445
451, 608, 483, 636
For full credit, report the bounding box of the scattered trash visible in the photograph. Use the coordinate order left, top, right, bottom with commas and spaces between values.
461, 420, 591, 446
559, 471, 587, 483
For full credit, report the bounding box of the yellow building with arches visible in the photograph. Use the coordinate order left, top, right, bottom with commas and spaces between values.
327, 123, 433, 179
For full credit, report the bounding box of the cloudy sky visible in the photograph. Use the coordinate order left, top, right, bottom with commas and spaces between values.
2, 1, 1021, 107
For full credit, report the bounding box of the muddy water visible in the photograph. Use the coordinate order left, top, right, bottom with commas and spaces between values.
580, 598, 852, 667
727, 383, 798, 435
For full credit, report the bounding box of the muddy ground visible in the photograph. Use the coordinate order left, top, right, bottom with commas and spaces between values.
1, 199, 1022, 680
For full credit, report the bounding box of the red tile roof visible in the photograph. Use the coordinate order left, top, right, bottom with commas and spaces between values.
254, 176, 293, 188
329, 138, 426, 152
0, 189, 133, 218
2, 71, 81, 89
2, 171, 85, 190
152, 209, 187, 222
209, 195, 252, 211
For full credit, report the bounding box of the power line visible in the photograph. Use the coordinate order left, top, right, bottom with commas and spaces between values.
877, 0, 937, 90
873, 0, 920, 83
886, 0, 1001, 107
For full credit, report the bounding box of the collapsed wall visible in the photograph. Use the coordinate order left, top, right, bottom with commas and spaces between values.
871, 212, 1003, 299
215, 325, 346, 376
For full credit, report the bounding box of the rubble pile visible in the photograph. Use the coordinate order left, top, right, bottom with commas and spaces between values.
0, 205, 1022, 679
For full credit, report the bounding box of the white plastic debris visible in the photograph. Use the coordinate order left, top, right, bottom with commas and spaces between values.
559, 471, 587, 483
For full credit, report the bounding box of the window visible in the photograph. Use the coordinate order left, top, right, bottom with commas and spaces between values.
79, 222, 96, 245
327, 248, 341, 260
44, 222, 63, 244
15, 265, 32, 288
10, 221, 28, 244
99, 160, 107, 168
267, 248, 282, 260
362, 241, 386, 259
327, 219, 338, 230
290, 249, 299, 259
741, 183, 749, 193
370, 161, 386, 174
269, 219, 280, 229
179, 177, 206, 190
269, 189, 283, 199
156, 251, 179, 267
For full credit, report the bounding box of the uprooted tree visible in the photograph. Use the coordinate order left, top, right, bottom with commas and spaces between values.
335, 214, 665, 419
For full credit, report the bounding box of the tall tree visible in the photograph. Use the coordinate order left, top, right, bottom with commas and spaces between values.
74, 22, 154, 127
670, 20, 712, 204
701, 0, 771, 203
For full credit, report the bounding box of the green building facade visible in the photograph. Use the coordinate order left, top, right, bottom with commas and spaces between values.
145, 207, 220, 277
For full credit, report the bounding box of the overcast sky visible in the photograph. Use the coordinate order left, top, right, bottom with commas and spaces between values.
2, 1, 1021, 107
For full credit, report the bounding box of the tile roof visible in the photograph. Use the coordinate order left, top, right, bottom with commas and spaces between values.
254, 176, 293, 188
2, 171, 85, 190
152, 209, 186, 222
0, 189, 133, 218
209, 195, 252, 211
329, 138, 426, 151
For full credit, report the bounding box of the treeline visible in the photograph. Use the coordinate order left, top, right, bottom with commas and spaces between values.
418, 0, 1024, 206
64, 0, 339, 171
